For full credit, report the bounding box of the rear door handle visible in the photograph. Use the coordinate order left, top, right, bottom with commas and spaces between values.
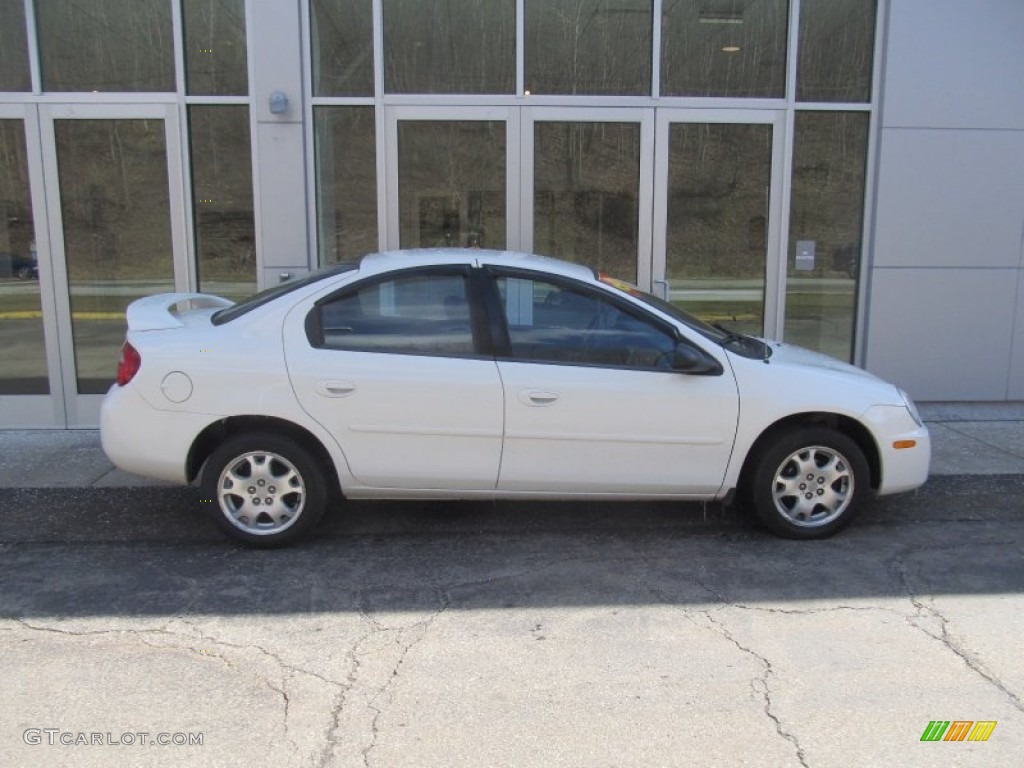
520, 389, 559, 406
316, 380, 356, 397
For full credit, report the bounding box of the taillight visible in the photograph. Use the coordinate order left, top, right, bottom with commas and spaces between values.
116, 342, 141, 386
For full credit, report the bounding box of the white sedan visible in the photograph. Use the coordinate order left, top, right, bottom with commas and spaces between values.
101, 249, 930, 546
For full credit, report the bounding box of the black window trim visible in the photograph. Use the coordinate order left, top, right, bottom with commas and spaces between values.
212, 262, 359, 326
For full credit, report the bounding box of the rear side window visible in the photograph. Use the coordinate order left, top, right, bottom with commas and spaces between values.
315, 271, 476, 357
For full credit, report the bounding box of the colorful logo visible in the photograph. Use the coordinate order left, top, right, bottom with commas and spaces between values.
920, 721, 997, 742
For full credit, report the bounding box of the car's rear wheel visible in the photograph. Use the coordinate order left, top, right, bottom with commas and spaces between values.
746, 427, 868, 539
202, 432, 326, 546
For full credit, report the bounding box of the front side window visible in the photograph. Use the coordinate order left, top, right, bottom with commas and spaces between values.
316, 271, 476, 357
495, 274, 676, 369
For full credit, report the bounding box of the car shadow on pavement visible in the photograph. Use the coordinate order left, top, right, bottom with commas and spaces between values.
1, 475, 1022, 619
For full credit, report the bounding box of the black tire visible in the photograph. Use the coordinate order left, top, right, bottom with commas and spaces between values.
201, 432, 327, 547
745, 427, 869, 539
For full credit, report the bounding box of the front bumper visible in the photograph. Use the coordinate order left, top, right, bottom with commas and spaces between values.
862, 405, 931, 495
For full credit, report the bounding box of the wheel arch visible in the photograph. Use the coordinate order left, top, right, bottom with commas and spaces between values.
738, 412, 881, 493
187, 415, 342, 495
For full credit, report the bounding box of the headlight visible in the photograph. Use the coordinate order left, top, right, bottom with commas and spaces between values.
899, 388, 924, 427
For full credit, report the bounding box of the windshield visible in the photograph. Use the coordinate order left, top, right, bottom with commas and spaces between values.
211, 263, 358, 325
597, 274, 771, 360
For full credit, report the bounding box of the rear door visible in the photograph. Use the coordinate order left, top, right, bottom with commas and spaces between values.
285, 266, 504, 490
487, 269, 740, 495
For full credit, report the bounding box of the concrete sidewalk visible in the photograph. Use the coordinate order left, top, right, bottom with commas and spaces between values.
2, 402, 1024, 488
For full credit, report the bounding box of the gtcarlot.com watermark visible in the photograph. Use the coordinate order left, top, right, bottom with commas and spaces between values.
23, 729, 204, 747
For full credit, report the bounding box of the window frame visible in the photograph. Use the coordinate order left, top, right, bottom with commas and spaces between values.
305, 265, 496, 359
481, 266, 687, 372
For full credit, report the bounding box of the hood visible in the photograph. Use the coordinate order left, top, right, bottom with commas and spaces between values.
763, 342, 884, 382
126, 293, 234, 331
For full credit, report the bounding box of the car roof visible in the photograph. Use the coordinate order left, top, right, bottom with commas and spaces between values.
358, 248, 598, 282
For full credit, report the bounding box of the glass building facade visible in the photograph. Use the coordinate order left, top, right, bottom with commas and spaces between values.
0, 0, 882, 426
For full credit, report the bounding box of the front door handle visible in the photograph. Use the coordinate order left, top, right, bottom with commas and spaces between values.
316, 380, 356, 397
520, 389, 559, 406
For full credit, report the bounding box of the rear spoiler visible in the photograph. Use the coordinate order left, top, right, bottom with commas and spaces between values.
126, 293, 234, 331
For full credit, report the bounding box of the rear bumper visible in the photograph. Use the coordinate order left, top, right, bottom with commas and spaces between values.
100, 384, 214, 484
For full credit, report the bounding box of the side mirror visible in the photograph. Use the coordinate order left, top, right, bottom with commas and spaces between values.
671, 343, 723, 376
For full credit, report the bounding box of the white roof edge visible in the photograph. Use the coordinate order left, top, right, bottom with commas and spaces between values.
358, 248, 597, 282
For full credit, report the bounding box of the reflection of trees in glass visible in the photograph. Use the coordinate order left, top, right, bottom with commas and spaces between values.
55, 120, 173, 287
661, 0, 787, 97
37, 0, 174, 92
55, 120, 175, 393
0, 120, 48, 394
0, 1, 31, 91
397, 122, 506, 249
315, 107, 379, 263
789, 112, 868, 275
797, 0, 875, 102
534, 122, 640, 281
785, 112, 868, 362
526, 0, 651, 95
189, 107, 255, 299
311, 0, 374, 96
666, 123, 772, 279
183, 0, 249, 96
384, 0, 514, 94
0, 122, 34, 259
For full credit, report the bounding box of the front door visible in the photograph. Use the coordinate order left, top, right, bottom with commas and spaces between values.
488, 268, 739, 495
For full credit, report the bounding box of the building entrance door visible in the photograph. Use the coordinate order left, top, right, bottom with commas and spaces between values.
40, 104, 190, 426
384, 107, 519, 251
0, 105, 62, 427
652, 110, 785, 338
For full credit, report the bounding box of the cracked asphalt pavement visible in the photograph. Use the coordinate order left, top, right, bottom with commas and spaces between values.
2, 475, 1023, 767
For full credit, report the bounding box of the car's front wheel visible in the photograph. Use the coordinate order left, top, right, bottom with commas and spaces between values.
746, 427, 869, 539
202, 432, 326, 546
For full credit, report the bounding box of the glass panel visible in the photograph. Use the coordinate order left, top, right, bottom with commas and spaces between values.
496, 275, 676, 369
797, 0, 876, 103
786, 112, 868, 361
0, 2, 31, 91
189, 106, 256, 301
183, 0, 249, 96
533, 122, 640, 282
525, 0, 651, 95
661, 0, 788, 98
0, 121, 47, 394
319, 273, 474, 356
36, 0, 175, 92
397, 121, 506, 249
55, 120, 174, 394
664, 123, 772, 336
311, 0, 374, 97
314, 107, 378, 264
383, 0, 514, 94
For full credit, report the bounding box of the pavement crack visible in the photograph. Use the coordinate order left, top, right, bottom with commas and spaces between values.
13, 616, 321, 757
701, 612, 809, 768
316, 625, 374, 768
890, 557, 1024, 714
361, 588, 450, 768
